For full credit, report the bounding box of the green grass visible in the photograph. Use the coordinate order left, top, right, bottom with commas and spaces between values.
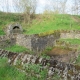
0, 12, 80, 35
0, 57, 27, 80
5, 45, 27, 53
60, 39, 80, 45
25, 14, 80, 34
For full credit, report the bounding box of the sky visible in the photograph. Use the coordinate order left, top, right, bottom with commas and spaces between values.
0, 0, 73, 14
36, 0, 73, 14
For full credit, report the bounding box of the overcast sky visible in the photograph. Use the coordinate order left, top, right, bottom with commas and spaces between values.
36, 0, 73, 13
0, 0, 72, 13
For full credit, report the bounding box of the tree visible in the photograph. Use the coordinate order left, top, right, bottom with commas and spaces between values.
0, 0, 5, 12
59, 0, 67, 14
13, 0, 37, 24
72, 0, 80, 15
47, 0, 68, 14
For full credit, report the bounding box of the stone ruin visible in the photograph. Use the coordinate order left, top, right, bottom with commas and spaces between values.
16, 34, 59, 53
0, 23, 80, 79
1, 23, 60, 53
0, 23, 79, 63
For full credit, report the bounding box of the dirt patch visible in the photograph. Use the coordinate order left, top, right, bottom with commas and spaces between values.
46, 47, 74, 56
45, 47, 78, 62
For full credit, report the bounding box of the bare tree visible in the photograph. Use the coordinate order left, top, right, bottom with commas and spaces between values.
0, 0, 5, 12
13, 0, 37, 24
6, 0, 9, 12
72, 0, 80, 15
59, 0, 67, 14
51, 0, 60, 13
48, 0, 67, 14
0, 0, 11, 12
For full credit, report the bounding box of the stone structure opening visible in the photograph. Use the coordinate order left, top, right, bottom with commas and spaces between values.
13, 26, 19, 29
6, 23, 23, 36
12, 26, 21, 33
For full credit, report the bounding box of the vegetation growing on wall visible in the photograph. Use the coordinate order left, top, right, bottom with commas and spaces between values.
38, 30, 60, 37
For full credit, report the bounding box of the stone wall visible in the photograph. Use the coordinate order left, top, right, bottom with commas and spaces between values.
0, 35, 16, 48
16, 34, 32, 50
60, 30, 80, 39
16, 34, 60, 53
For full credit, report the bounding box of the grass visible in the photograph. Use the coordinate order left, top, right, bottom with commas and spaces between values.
60, 39, 80, 45
0, 57, 60, 80
0, 12, 80, 35
0, 30, 5, 35
0, 11, 23, 35
4, 45, 28, 53
0, 57, 27, 80
25, 14, 80, 34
